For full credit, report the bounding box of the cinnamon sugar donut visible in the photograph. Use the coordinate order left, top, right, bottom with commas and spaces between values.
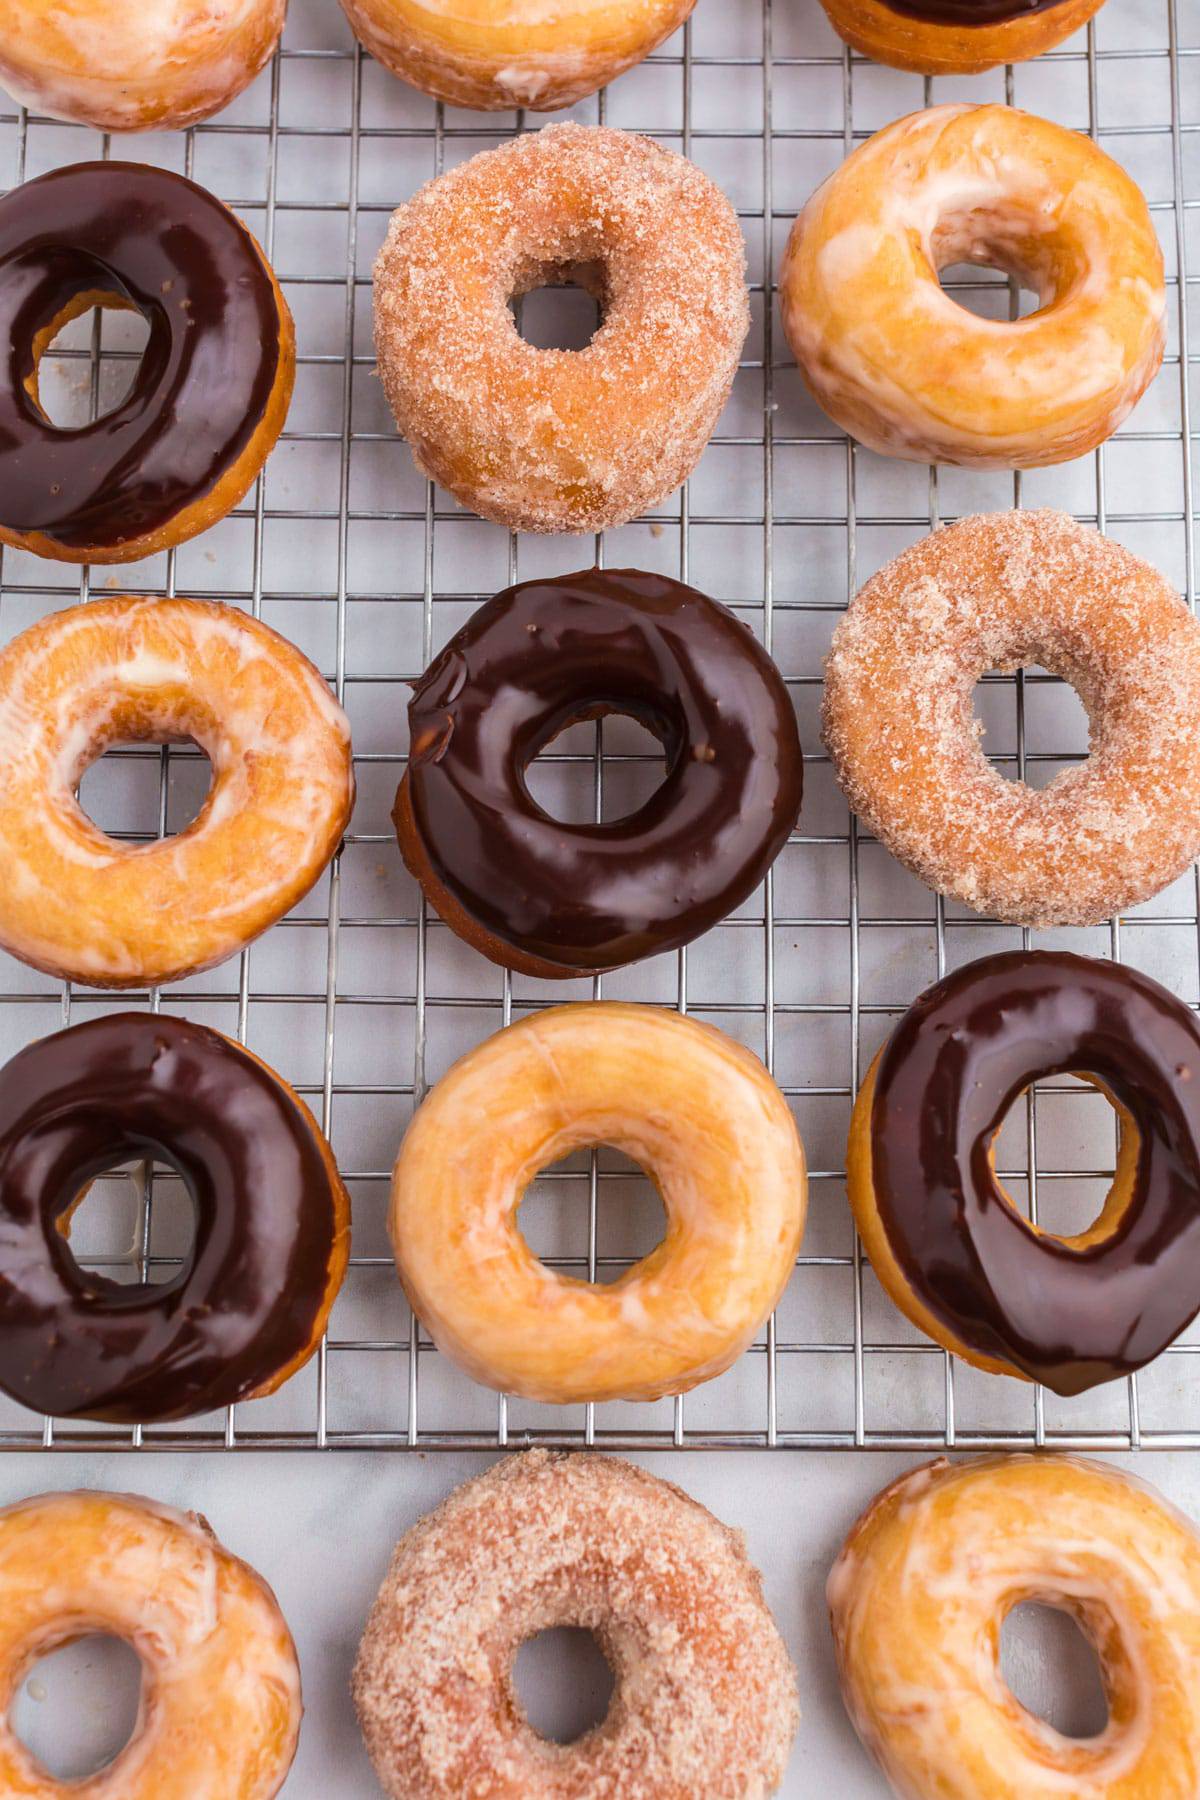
780, 105, 1165, 469
352, 1451, 799, 1799
0, 1490, 300, 1797
829, 1454, 1200, 1800
0, 0, 286, 132
822, 511, 1200, 927
373, 123, 749, 534
0, 595, 354, 988
340, 0, 696, 111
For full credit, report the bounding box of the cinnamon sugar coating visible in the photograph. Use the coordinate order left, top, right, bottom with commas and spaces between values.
372, 123, 749, 533
822, 510, 1200, 927
352, 1451, 799, 1798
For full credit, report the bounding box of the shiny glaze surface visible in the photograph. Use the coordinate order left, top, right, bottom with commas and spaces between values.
871, 950, 1200, 1395
0, 1013, 340, 1423
0, 161, 281, 551
401, 567, 803, 972
880, 0, 1069, 22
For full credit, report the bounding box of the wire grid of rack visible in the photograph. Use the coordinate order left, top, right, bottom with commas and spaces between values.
0, 0, 1195, 1455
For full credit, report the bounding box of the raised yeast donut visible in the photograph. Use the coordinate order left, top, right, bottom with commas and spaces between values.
0, 1012, 350, 1424
373, 123, 749, 534
816, 0, 1107, 78
340, 0, 696, 111
389, 1003, 806, 1403
848, 950, 1200, 1397
780, 105, 1164, 468
0, 1489, 300, 1797
0, 0, 286, 132
829, 1454, 1200, 1799
821, 511, 1200, 926
0, 595, 354, 989
395, 567, 803, 978
0, 163, 294, 565
353, 1451, 799, 1799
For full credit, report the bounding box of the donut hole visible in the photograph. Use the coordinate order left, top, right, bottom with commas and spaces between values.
989, 1073, 1130, 1244
509, 259, 606, 352
973, 668, 1091, 789
524, 712, 668, 825
1000, 1601, 1109, 1739
938, 260, 1041, 322
11, 1634, 143, 1780
32, 298, 152, 429
930, 207, 1083, 320
518, 1148, 668, 1283
60, 1158, 195, 1289
77, 740, 214, 843
514, 1627, 615, 1743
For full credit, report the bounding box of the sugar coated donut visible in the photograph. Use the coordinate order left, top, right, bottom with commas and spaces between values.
395, 567, 803, 978
0, 595, 354, 989
0, 1012, 349, 1423
0, 1489, 300, 1796
0, 0, 286, 132
817, 0, 1106, 77
780, 105, 1164, 468
829, 1454, 1200, 1800
849, 949, 1200, 1396
373, 123, 749, 534
353, 1451, 799, 1799
340, 0, 696, 111
822, 511, 1200, 927
0, 163, 294, 565
389, 1003, 806, 1404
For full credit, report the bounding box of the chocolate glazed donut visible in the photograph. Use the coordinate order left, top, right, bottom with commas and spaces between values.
852, 950, 1200, 1396
0, 161, 294, 563
883, 0, 1067, 20
393, 568, 803, 978
0, 1013, 349, 1423
817, 0, 1104, 74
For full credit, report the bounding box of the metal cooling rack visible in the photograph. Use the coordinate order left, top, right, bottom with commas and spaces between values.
0, 0, 1195, 1455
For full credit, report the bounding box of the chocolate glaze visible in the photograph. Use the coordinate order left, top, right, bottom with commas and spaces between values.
0, 1013, 342, 1423
398, 568, 803, 973
877, 0, 1069, 24
0, 162, 283, 552
870, 950, 1200, 1396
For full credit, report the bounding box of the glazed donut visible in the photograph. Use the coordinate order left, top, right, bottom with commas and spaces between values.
0, 163, 294, 564
0, 595, 354, 989
829, 1454, 1200, 1799
0, 1490, 300, 1796
0, 0, 286, 132
340, 0, 695, 111
395, 567, 803, 978
849, 949, 1200, 1396
822, 511, 1200, 927
0, 1012, 349, 1423
373, 123, 749, 534
353, 1451, 799, 1799
816, 0, 1107, 77
780, 105, 1164, 469
389, 1003, 806, 1403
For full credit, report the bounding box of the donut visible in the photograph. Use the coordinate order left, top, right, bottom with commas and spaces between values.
0, 1012, 349, 1423
816, 0, 1107, 77
395, 567, 803, 979
340, 0, 695, 111
373, 123, 749, 534
829, 1454, 1200, 1799
353, 1451, 799, 1799
0, 163, 294, 564
389, 1003, 806, 1404
0, 1489, 300, 1796
780, 105, 1164, 469
0, 0, 286, 132
0, 594, 354, 989
822, 511, 1200, 927
848, 949, 1200, 1396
